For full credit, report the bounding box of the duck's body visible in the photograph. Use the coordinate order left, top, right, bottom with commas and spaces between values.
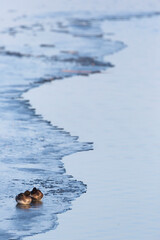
15, 193, 32, 205
30, 187, 43, 201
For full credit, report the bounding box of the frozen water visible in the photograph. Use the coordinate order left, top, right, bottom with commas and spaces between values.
0, 9, 125, 240
1, 0, 160, 238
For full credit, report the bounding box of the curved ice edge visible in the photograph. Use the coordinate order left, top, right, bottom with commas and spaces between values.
0, 10, 128, 239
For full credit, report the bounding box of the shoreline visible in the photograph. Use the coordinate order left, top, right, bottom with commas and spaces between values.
23, 14, 160, 240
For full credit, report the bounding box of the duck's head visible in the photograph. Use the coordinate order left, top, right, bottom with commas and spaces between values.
24, 190, 31, 196
31, 187, 37, 194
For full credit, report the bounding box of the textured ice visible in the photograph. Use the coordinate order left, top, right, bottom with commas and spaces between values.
0, 10, 128, 240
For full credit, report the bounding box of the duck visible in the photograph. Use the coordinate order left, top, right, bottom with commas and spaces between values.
30, 187, 43, 201
15, 191, 32, 205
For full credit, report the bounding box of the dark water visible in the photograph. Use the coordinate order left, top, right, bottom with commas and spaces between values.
0, 11, 126, 239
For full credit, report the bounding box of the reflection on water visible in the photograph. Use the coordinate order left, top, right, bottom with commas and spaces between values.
16, 201, 43, 210
16, 204, 31, 210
